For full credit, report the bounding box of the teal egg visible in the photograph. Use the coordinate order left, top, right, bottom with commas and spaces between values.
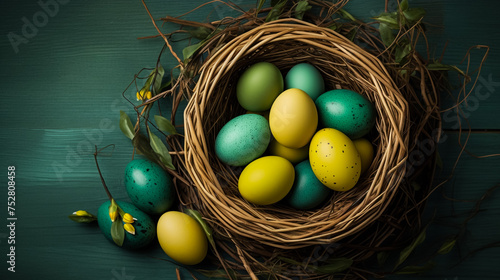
237, 62, 284, 111
124, 159, 174, 215
315, 89, 376, 139
97, 200, 156, 249
215, 114, 271, 166
285, 63, 325, 100
286, 160, 332, 210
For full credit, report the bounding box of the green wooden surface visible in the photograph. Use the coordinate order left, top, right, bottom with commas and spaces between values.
0, 0, 499, 279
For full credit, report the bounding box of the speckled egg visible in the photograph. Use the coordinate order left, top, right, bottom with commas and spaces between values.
124, 159, 174, 215
97, 200, 156, 249
286, 160, 332, 210
285, 63, 325, 100
315, 89, 376, 139
215, 114, 271, 166
309, 128, 361, 191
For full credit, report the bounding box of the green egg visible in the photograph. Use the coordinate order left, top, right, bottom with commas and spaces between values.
124, 159, 174, 215
97, 200, 156, 250
236, 62, 284, 111
315, 89, 376, 139
286, 160, 332, 210
215, 114, 271, 166
285, 63, 325, 100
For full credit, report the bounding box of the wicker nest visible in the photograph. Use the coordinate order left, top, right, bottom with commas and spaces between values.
163, 18, 441, 279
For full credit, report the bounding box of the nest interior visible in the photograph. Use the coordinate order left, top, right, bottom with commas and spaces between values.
180, 19, 410, 251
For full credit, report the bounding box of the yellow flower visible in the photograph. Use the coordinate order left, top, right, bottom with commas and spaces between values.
73, 210, 91, 217
122, 213, 135, 224
136, 89, 152, 101
109, 210, 118, 222
124, 223, 135, 235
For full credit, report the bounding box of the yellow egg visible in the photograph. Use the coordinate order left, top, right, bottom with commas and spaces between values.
268, 138, 308, 164
309, 128, 361, 191
269, 88, 318, 148
353, 138, 374, 174
157, 211, 208, 265
238, 156, 295, 205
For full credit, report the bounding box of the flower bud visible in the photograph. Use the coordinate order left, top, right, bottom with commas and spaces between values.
73, 210, 91, 217
109, 210, 118, 222
136, 89, 152, 101
122, 213, 135, 224
124, 223, 135, 235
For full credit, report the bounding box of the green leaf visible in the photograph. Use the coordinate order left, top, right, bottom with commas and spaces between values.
379, 23, 396, 47
256, 0, 266, 12
337, 8, 357, 22
346, 27, 358, 42
183, 41, 204, 62
132, 132, 159, 159
437, 238, 456, 254
395, 43, 412, 63
400, 0, 409, 12
111, 215, 125, 247
148, 130, 175, 170
152, 65, 165, 94
374, 12, 399, 29
159, 80, 171, 92
328, 22, 342, 31
185, 209, 216, 249
154, 115, 178, 135
294, 0, 311, 20
427, 62, 466, 76
395, 226, 427, 269
68, 214, 97, 223
266, 0, 287, 22
187, 27, 214, 40
396, 262, 435, 274
411, 181, 421, 191
119, 111, 135, 140
403, 8, 426, 25
313, 258, 353, 274
377, 251, 389, 267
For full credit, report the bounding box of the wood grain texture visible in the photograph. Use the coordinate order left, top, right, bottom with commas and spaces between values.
0, 0, 499, 279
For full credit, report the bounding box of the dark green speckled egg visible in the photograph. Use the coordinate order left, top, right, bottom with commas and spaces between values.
97, 200, 156, 249
124, 159, 174, 215
315, 89, 376, 139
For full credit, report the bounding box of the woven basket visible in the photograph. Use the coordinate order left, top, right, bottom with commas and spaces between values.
167, 18, 435, 278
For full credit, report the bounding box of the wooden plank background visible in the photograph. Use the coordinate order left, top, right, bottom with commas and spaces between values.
0, 0, 498, 279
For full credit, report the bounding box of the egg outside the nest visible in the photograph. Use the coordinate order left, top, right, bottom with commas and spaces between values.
97, 200, 156, 250
157, 211, 208, 265
124, 159, 175, 215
